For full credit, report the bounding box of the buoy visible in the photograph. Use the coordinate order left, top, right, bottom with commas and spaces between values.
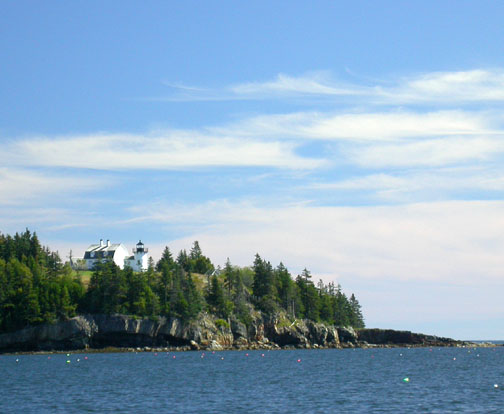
221, 357, 224, 360
494, 384, 499, 389
172, 355, 176, 359
453, 357, 456, 361
403, 377, 410, 383
154, 353, 158, 356
66, 353, 70, 357
261, 354, 265, 357
84, 356, 88, 360
77, 359, 80, 362
245, 353, 249, 357
66, 360, 70, 364
297, 359, 301, 363
15, 359, 19, 363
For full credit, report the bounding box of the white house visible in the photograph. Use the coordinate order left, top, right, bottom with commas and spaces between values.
82, 239, 150, 271
83, 239, 129, 270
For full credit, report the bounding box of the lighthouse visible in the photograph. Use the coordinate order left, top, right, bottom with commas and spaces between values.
126, 240, 149, 271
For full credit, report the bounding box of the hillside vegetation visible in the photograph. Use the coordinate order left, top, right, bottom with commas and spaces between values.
0, 230, 364, 334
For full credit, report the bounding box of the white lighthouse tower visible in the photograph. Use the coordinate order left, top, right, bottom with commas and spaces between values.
125, 240, 149, 271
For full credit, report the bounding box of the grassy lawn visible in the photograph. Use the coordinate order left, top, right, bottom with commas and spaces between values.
74, 270, 93, 288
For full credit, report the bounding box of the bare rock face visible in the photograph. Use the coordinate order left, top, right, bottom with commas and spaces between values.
356, 328, 462, 347
337, 327, 358, 346
0, 316, 97, 352
263, 317, 340, 348
0, 313, 464, 353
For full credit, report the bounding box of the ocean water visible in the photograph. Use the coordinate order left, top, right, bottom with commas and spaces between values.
1, 347, 503, 413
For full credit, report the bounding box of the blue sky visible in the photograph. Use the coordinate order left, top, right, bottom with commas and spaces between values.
2, 1, 504, 339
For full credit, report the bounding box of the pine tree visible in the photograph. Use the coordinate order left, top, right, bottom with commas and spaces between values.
156, 246, 175, 271
252, 254, 275, 299
349, 293, 365, 328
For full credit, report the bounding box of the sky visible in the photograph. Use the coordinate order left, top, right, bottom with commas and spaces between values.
2, 1, 504, 340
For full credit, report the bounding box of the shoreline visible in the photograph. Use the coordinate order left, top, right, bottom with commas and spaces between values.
1, 314, 497, 355
3, 341, 501, 356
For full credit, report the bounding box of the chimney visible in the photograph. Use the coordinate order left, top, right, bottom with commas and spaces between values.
107, 239, 111, 247
100, 239, 104, 247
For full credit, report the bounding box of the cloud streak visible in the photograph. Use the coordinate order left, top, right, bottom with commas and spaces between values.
0, 168, 102, 204
2, 132, 324, 171
159, 69, 504, 105
221, 110, 494, 141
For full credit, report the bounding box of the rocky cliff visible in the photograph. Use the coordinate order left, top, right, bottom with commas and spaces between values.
356, 328, 465, 347
0, 314, 468, 353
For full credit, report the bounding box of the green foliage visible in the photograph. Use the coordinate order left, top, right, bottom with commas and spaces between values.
215, 318, 230, 329
0, 230, 85, 332
156, 246, 175, 272
206, 275, 233, 319
0, 231, 365, 333
252, 254, 275, 300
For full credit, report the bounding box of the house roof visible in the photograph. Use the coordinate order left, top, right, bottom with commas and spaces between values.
85, 243, 122, 252
83, 243, 125, 259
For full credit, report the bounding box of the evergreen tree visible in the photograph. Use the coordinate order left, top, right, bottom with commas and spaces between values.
275, 263, 297, 317
206, 275, 233, 319
189, 241, 202, 260
188, 241, 214, 274
156, 246, 175, 271
223, 258, 235, 294
252, 254, 275, 299
348, 293, 365, 328
176, 249, 191, 272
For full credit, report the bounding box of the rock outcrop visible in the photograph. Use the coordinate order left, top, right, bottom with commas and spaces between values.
356, 328, 464, 347
0, 314, 468, 353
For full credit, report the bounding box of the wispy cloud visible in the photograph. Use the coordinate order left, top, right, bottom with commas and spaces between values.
0, 168, 102, 204
2, 132, 324, 171
156, 71, 364, 102
309, 167, 504, 202
220, 110, 493, 141
157, 69, 504, 104
394, 69, 504, 103
345, 135, 504, 168
230, 71, 363, 97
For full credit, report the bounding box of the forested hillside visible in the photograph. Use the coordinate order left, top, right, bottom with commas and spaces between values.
0, 230, 364, 334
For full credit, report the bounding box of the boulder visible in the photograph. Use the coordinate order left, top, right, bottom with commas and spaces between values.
337, 326, 358, 344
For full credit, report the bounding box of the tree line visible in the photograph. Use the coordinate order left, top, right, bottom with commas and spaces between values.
0, 230, 364, 333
